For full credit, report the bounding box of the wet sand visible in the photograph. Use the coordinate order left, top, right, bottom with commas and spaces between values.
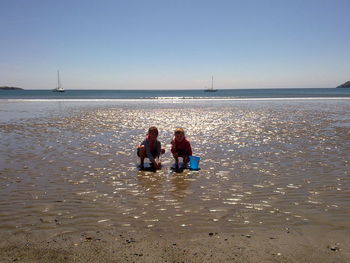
0, 99, 349, 262
1, 226, 350, 262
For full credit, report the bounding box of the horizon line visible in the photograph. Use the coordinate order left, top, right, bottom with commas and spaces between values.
2, 87, 339, 91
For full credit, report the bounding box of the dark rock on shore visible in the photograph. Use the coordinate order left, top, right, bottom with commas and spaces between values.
336, 81, 350, 88
0, 86, 23, 90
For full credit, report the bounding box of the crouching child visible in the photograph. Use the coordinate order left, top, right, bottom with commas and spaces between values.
171, 128, 192, 168
137, 126, 165, 170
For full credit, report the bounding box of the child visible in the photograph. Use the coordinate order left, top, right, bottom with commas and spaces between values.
137, 126, 164, 169
171, 128, 192, 168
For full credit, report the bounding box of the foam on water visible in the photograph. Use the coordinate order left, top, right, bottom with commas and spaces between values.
2, 97, 350, 102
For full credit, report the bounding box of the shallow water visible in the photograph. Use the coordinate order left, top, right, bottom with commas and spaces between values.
0, 99, 349, 237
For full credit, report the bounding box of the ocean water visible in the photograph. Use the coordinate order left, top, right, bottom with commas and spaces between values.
0, 98, 349, 237
1, 88, 350, 100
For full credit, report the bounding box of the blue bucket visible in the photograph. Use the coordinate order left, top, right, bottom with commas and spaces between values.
189, 156, 200, 170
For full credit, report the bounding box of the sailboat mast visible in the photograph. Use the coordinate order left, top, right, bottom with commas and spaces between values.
57, 70, 61, 88
211, 76, 214, 90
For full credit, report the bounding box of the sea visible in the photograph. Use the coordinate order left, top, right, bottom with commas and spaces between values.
1, 88, 350, 100
0, 88, 349, 239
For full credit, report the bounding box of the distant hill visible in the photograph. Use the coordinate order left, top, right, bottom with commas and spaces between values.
0, 86, 23, 90
336, 81, 350, 88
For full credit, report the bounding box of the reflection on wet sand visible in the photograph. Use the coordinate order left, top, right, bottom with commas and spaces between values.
171, 173, 193, 199
137, 172, 165, 200
0, 100, 349, 236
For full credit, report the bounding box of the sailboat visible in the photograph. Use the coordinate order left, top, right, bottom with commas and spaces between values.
53, 70, 65, 92
204, 76, 217, 92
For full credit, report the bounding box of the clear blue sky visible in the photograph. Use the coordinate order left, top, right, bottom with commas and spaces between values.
1, 0, 349, 89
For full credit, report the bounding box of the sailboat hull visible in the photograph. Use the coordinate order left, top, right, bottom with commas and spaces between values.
53, 70, 65, 92
204, 76, 217, 92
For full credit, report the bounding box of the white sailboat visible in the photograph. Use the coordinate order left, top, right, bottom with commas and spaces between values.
204, 76, 217, 92
53, 70, 65, 92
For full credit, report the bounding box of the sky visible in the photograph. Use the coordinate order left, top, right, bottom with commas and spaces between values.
0, 0, 349, 90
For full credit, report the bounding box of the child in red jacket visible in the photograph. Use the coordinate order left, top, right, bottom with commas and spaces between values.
171, 128, 192, 168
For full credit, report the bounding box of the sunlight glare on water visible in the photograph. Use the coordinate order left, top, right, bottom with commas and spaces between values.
0, 100, 349, 235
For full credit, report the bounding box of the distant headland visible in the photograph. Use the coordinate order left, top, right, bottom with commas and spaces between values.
336, 81, 350, 88
0, 86, 23, 90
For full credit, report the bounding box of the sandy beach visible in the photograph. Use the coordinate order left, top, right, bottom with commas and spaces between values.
1, 99, 349, 262
1, 226, 350, 262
